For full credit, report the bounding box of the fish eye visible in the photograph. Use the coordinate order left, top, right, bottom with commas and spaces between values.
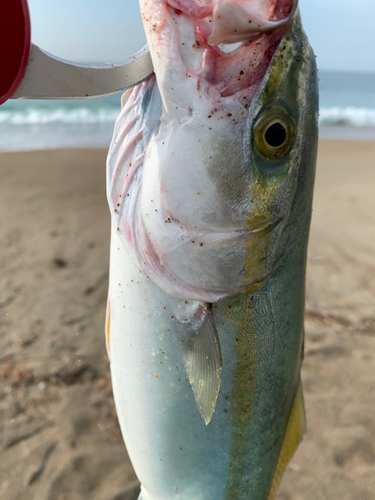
265, 121, 286, 147
253, 109, 294, 161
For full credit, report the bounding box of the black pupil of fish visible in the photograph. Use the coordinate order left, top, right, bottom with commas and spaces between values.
265, 122, 286, 148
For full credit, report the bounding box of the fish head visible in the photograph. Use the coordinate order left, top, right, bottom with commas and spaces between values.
107, 0, 318, 302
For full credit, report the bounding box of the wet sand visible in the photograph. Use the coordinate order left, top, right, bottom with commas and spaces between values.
0, 141, 374, 499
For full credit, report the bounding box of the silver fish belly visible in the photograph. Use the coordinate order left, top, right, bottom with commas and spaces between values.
106, 0, 318, 499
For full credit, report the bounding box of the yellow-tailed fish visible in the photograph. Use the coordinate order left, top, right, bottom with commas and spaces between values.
106, 0, 318, 498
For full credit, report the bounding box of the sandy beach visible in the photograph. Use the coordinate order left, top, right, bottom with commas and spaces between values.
0, 141, 374, 500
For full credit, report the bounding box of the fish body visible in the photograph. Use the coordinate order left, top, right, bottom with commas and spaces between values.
106, 1, 318, 499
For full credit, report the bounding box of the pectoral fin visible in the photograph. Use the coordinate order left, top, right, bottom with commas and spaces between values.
176, 303, 222, 425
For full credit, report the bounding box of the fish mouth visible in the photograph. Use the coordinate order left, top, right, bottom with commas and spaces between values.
123, 213, 285, 303
155, 218, 284, 298
182, 217, 283, 241
156, 216, 282, 251
168, 0, 296, 44
144, 0, 297, 101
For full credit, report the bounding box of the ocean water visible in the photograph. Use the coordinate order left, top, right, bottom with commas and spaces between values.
318, 71, 375, 140
0, 71, 374, 151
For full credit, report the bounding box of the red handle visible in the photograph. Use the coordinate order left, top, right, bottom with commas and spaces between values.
0, 0, 31, 105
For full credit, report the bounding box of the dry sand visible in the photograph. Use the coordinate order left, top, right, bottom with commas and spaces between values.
0, 141, 374, 500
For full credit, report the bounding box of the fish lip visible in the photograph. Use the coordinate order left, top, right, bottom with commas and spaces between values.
210, 217, 283, 239
159, 218, 284, 253
179, 218, 283, 239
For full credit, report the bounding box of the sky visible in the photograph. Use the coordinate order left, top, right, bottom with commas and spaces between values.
27, 0, 373, 73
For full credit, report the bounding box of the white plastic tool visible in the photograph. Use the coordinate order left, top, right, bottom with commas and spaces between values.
0, 0, 153, 104
13, 43, 153, 100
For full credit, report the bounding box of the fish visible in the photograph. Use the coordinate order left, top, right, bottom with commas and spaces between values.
105, 0, 318, 499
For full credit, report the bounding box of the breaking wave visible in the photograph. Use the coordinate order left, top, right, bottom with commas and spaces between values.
0, 106, 119, 125
1, 105, 375, 128
320, 107, 375, 127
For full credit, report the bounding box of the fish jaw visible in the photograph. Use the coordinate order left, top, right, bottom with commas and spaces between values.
136, 0, 296, 299
140, 0, 297, 107
108, 1, 307, 302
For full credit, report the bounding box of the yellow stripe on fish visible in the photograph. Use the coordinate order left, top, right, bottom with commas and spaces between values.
222, 297, 259, 500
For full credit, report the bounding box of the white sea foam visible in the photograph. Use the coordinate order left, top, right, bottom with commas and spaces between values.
1, 105, 375, 128
319, 107, 375, 127
0, 107, 119, 125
